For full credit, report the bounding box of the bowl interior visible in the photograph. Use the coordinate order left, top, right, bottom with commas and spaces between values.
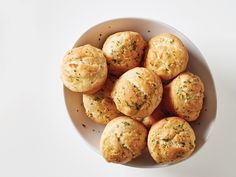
63, 18, 217, 168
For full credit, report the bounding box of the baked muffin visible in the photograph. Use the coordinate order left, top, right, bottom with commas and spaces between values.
145, 33, 188, 80
61, 44, 108, 93
83, 76, 122, 124
100, 116, 147, 164
163, 72, 204, 121
111, 67, 163, 119
148, 117, 196, 164
142, 105, 166, 128
102, 31, 146, 75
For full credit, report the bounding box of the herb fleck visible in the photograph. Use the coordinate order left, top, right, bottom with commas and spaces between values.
125, 101, 132, 108
136, 72, 142, 79
67, 50, 73, 55
135, 103, 142, 110
110, 49, 114, 55
180, 142, 185, 147
131, 41, 137, 50
94, 96, 102, 101
112, 59, 121, 64
97, 110, 103, 114
82, 123, 86, 128
166, 52, 171, 58
120, 45, 125, 54
193, 78, 200, 82
121, 143, 126, 148
123, 122, 130, 126
117, 97, 121, 103
152, 83, 157, 88
162, 143, 168, 148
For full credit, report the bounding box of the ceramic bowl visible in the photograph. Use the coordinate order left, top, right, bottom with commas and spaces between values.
63, 18, 217, 168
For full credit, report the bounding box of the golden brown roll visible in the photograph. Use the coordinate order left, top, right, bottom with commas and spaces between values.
141, 116, 157, 129
111, 67, 163, 119
142, 105, 165, 128
83, 76, 122, 124
61, 44, 108, 93
145, 33, 188, 80
100, 116, 147, 164
148, 117, 196, 164
163, 72, 204, 121
102, 31, 146, 75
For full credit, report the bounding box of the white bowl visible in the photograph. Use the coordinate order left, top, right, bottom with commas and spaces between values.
63, 18, 217, 168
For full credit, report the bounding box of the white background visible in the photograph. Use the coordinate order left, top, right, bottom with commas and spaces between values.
1, 0, 236, 176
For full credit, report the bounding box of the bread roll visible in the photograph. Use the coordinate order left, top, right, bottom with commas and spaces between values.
103, 31, 146, 75
148, 117, 196, 164
163, 72, 204, 121
145, 33, 188, 80
100, 116, 147, 164
61, 44, 107, 93
111, 67, 163, 119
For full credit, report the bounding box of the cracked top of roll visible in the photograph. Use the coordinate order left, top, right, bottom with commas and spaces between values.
111, 67, 163, 119
148, 117, 196, 164
100, 116, 147, 164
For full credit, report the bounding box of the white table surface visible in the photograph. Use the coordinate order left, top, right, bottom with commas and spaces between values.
1, 0, 236, 176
